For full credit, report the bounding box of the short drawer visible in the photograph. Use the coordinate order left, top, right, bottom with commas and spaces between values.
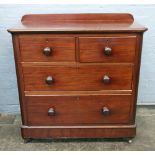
19, 35, 75, 62
79, 36, 137, 62
25, 94, 132, 125
23, 64, 133, 91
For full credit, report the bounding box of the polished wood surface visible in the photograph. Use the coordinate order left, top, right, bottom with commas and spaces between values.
24, 90, 132, 95
21, 125, 136, 139
8, 13, 147, 139
7, 13, 147, 33
25, 95, 132, 125
79, 36, 136, 62
23, 64, 133, 91
21, 13, 134, 23
19, 35, 75, 62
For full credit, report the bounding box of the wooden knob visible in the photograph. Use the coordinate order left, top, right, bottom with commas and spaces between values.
48, 108, 55, 116
102, 107, 110, 116
46, 76, 54, 85
103, 75, 111, 84
104, 47, 112, 56
43, 47, 52, 56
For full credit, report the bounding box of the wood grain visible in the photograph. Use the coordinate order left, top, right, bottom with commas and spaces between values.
21, 125, 136, 138
25, 95, 132, 125
7, 14, 147, 33
19, 35, 75, 62
21, 13, 134, 23
79, 36, 137, 62
24, 90, 132, 96
23, 64, 133, 91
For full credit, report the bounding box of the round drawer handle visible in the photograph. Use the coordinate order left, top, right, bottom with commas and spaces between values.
102, 107, 110, 116
43, 47, 52, 56
104, 47, 112, 56
102, 75, 111, 84
48, 108, 56, 116
46, 76, 54, 85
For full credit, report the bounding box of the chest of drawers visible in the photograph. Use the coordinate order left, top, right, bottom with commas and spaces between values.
8, 13, 147, 141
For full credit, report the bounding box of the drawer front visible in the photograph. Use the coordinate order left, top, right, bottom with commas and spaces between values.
25, 95, 132, 125
79, 36, 137, 62
19, 35, 75, 62
23, 64, 133, 91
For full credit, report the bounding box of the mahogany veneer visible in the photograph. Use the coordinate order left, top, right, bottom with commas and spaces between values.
8, 13, 147, 141
23, 64, 133, 91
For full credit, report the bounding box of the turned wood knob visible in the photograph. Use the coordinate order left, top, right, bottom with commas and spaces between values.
104, 47, 112, 56
43, 47, 52, 56
48, 108, 55, 116
46, 76, 54, 85
102, 107, 110, 116
103, 75, 111, 84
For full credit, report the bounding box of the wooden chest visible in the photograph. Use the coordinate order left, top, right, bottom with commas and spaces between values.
8, 13, 147, 141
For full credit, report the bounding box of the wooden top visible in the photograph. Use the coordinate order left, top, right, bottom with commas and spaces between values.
8, 13, 147, 33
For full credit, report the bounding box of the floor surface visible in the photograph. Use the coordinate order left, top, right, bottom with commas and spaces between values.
0, 106, 155, 151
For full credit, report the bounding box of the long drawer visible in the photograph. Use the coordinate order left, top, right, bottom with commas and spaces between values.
19, 35, 75, 62
79, 36, 137, 63
25, 94, 132, 125
23, 64, 133, 91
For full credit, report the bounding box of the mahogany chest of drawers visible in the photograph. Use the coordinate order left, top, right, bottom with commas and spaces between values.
8, 13, 147, 141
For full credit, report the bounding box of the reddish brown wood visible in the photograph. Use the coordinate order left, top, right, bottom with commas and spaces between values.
7, 14, 147, 33
25, 95, 132, 125
21, 125, 136, 139
19, 35, 75, 62
24, 90, 132, 96
22, 64, 133, 91
21, 13, 134, 24
79, 36, 137, 62
8, 14, 147, 140
11, 35, 28, 125
130, 34, 144, 123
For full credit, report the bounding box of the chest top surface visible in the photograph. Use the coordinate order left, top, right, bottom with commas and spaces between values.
8, 13, 147, 33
